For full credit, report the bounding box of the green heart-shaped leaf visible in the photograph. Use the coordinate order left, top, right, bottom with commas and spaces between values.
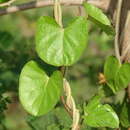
83, 2, 115, 35
84, 95, 119, 128
104, 56, 130, 93
36, 16, 88, 66
115, 63, 130, 91
104, 56, 120, 92
19, 61, 63, 116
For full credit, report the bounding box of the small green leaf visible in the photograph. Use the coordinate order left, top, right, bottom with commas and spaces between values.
115, 63, 130, 92
54, 107, 72, 128
120, 98, 130, 128
19, 61, 63, 116
104, 56, 120, 80
83, 2, 115, 35
84, 95, 119, 128
104, 56, 130, 93
26, 107, 72, 130
98, 85, 114, 97
27, 112, 57, 130
36, 16, 88, 66
104, 56, 120, 92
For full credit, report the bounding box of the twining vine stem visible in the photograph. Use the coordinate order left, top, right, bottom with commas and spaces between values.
54, 0, 80, 130
114, 0, 123, 65
63, 79, 80, 130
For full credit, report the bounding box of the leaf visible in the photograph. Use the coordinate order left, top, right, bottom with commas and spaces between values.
84, 95, 119, 128
27, 112, 57, 130
104, 56, 130, 93
83, 2, 115, 35
26, 107, 72, 130
54, 107, 72, 128
120, 98, 130, 128
115, 63, 130, 92
36, 16, 88, 66
104, 56, 120, 92
19, 61, 63, 116
98, 85, 114, 97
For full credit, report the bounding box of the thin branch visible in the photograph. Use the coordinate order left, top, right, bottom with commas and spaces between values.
0, 0, 16, 7
0, 0, 109, 16
114, 0, 123, 65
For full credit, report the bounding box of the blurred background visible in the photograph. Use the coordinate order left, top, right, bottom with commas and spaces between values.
0, 0, 115, 130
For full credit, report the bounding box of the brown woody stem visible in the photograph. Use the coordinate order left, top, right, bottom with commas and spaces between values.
0, 0, 109, 16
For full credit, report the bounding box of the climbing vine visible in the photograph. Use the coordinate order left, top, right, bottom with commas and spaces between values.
18, 0, 130, 130
0, 0, 130, 129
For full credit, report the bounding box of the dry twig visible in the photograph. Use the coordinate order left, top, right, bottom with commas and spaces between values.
0, 0, 16, 7
0, 0, 109, 16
